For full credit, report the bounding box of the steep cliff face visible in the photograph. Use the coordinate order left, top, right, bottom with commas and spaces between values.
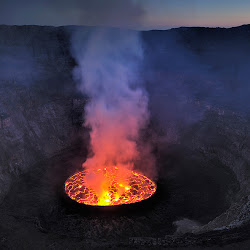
0, 83, 77, 202
0, 25, 89, 203
186, 111, 250, 232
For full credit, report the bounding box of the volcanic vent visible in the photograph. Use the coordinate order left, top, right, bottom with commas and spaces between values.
65, 167, 156, 206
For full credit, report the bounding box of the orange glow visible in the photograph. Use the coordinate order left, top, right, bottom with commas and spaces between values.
65, 167, 156, 206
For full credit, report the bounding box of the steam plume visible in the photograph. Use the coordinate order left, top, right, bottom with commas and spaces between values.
72, 28, 152, 192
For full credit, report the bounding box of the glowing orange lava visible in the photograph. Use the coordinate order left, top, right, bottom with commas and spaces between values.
65, 167, 157, 206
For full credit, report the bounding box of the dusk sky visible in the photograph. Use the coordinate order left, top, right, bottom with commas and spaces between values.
0, 0, 250, 30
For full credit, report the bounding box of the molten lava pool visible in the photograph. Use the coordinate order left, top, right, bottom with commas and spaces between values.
65, 167, 157, 206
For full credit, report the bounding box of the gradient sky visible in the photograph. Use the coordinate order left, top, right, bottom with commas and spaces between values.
0, 0, 250, 30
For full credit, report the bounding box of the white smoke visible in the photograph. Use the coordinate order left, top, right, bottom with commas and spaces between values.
72, 28, 154, 184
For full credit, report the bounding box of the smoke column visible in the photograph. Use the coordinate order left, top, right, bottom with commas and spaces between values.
72, 28, 152, 195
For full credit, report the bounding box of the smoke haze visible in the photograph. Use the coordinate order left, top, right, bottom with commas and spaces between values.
0, 0, 145, 28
